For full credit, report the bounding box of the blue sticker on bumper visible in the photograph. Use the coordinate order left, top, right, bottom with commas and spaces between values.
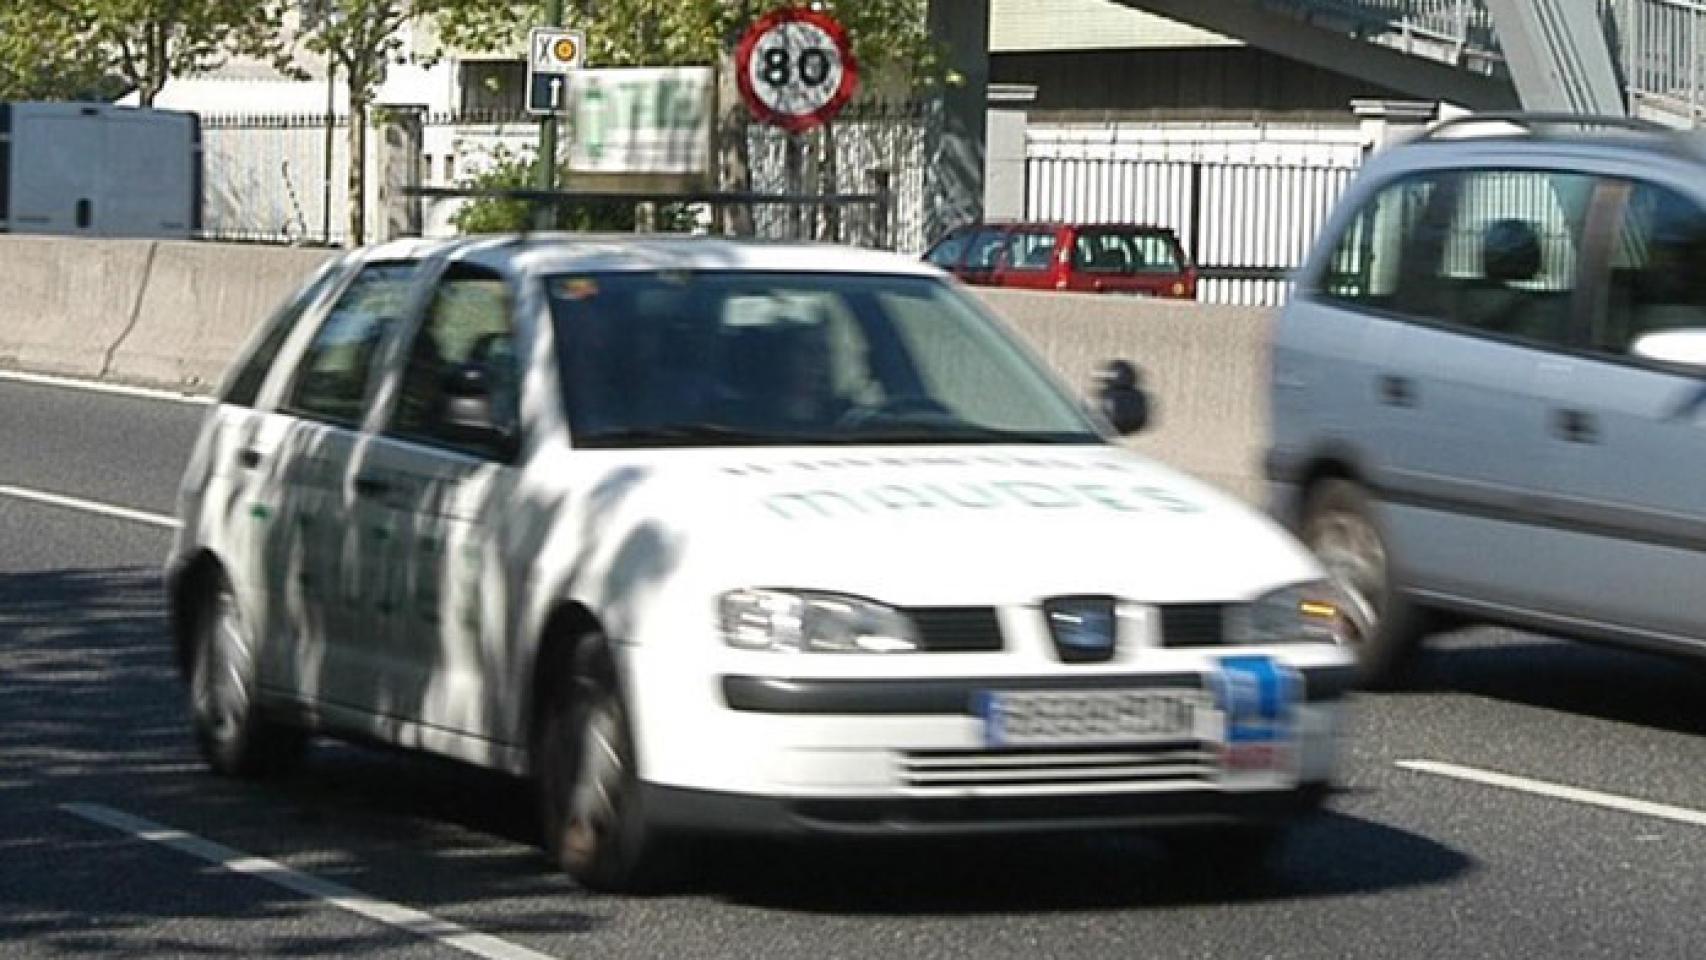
1214, 655, 1298, 744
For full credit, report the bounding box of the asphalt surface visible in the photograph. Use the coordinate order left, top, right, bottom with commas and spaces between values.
5, 375, 1706, 959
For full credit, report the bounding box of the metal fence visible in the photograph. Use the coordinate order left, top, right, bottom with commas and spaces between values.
1026, 140, 1363, 305
196, 104, 931, 251
1616, 0, 1706, 119
199, 112, 369, 247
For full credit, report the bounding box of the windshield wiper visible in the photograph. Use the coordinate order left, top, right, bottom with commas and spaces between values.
575, 423, 781, 447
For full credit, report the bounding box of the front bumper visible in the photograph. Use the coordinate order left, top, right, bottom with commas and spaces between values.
642, 780, 1333, 838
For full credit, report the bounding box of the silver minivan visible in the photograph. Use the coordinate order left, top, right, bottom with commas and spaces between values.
1268, 113, 1706, 685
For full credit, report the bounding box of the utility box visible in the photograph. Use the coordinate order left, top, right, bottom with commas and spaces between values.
0, 102, 202, 239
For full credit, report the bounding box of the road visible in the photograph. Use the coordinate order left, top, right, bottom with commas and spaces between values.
4, 373, 1706, 960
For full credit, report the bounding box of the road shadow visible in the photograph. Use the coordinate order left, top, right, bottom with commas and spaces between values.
691, 807, 1473, 914
1402, 629, 1706, 737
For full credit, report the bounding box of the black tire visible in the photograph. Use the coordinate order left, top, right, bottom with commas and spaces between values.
1300, 479, 1433, 689
188, 577, 305, 777
535, 632, 663, 892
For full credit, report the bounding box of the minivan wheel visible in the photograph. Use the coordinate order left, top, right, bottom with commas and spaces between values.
1301, 479, 1430, 688
189, 580, 304, 777
536, 634, 662, 892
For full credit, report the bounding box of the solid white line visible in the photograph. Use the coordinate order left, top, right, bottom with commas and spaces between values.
1398, 759, 1706, 830
0, 484, 180, 530
61, 803, 561, 960
0, 369, 211, 406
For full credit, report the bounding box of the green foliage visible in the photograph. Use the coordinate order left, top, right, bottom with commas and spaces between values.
436, 0, 942, 93
0, 0, 286, 105
450, 147, 702, 235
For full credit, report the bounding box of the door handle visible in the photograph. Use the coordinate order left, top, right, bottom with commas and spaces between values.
237, 448, 261, 470
1553, 409, 1599, 444
1378, 374, 1417, 408
354, 473, 390, 497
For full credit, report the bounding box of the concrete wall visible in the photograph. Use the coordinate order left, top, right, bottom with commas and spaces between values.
0, 236, 1272, 501
977, 289, 1270, 502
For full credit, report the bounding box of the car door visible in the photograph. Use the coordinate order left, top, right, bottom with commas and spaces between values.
264, 259, 422, 712
195, 257, 348, 695
1368, 166, 1597, 613
348, 261, 525, 743
1532, 176, 1706, 646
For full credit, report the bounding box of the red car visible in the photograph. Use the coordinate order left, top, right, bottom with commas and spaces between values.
923, 222, 1198, 299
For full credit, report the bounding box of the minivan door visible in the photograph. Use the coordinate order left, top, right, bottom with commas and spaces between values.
1534, 177, 1706, 649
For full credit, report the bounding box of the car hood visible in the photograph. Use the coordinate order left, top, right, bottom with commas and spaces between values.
565, 445, 1322, 606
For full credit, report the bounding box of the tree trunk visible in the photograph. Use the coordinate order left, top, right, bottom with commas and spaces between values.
818, 122, 840, 243
716, 39, 754, 236
347, 94, 367, 247
138, 21, 167, 107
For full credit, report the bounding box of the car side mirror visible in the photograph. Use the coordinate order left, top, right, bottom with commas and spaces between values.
440, 364, 518, 459
1094, 359, 1150, 436
1631, 328, 1706, 373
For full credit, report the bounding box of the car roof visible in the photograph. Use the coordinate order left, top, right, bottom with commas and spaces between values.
1372, 119, 1706, 173
959, 221, 1178, 234
356, 233, 943, 280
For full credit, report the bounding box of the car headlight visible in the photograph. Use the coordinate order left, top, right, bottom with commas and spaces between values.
1226, 580, 1361, 645
719, 589, 920, 653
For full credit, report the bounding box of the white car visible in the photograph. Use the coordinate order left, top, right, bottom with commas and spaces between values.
167, 234, 1357, 890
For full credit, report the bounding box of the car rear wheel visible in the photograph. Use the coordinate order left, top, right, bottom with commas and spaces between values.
1301, 479, 1431, 688
536, 633, 663, 892
189, 579, 305, 777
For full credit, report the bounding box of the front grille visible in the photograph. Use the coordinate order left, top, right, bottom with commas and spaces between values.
1159, 603, 1228, 647
904, 606, 1003, 652
900, 745, 1216, 791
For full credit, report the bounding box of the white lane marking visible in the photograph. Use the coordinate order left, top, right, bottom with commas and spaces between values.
61, 803, 561, 960
0, 484, 180, 530
1398, 759, 1706, 830
0, 369, 211, 406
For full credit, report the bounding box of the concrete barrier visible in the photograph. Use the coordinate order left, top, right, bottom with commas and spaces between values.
0, 236, 158, 379
107, 242, 335, 390
978, 289, 1271, 502
0, 235, 1273, 502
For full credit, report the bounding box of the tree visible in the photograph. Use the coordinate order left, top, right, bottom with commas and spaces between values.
2, 0, 286, 107
0, 4, 109, 101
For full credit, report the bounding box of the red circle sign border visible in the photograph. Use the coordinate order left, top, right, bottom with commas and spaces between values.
735, 7, 861, 134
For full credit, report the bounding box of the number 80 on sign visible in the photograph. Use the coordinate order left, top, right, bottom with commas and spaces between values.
735, 7, 860, 134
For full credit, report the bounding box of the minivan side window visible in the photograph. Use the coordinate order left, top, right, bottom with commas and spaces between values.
221, 261, 342, 408
1320, 169, 1594, 350
285, 261, 419, 427
1593, 181, 1706, 355
965, 229, 1007, 270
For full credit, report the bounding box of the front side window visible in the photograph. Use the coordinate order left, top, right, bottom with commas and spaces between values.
222, 259, 344, 408
388, 265, 519, 458
1593, 181, 1706, 355
286, 261, 419, 426
547, 272, 1102, 448
965, 229, 1008, 270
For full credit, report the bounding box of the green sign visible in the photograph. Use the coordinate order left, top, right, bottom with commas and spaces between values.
567, 66, 714, 176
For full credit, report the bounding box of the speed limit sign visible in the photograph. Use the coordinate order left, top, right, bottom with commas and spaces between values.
735, 7, 860, 133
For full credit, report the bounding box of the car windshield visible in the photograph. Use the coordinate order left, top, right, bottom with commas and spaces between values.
547, 271, 1105, 448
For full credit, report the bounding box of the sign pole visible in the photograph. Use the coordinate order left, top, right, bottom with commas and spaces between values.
534, 0, 565, 229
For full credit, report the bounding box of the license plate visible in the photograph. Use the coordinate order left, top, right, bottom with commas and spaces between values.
977, 689, 1209, 747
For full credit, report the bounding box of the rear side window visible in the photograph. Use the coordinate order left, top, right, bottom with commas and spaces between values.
1072, 230, 1182, 275
285, 261, 419, 427
1318, 168, 1594, 350
1004, 231, 1058, 271
221, 260, 342, 408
